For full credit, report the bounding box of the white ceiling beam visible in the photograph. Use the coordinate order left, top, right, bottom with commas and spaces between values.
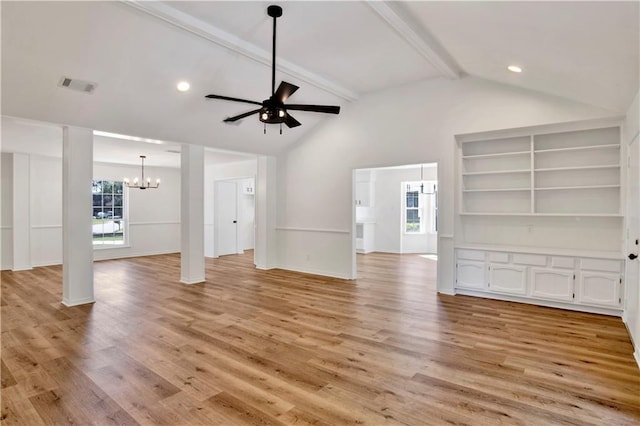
367, 1, 461, 79
123, 1, 359, 102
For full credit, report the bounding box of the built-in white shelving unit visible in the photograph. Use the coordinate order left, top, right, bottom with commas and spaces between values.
454, 118, 626, 315
459, 125, 621, 216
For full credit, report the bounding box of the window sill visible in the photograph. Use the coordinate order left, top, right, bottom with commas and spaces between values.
93, 244, 130, 250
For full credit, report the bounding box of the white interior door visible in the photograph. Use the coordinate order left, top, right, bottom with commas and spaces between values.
215, 180, 238, 257
625, 134, 639, 338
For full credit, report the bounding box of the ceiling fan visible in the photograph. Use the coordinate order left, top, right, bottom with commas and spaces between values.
205, 5, 341, 133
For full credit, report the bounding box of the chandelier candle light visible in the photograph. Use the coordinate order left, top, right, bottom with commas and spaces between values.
124, 155, 160, 190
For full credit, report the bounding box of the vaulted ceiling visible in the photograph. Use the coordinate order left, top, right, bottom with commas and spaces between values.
2, 1, 638, 157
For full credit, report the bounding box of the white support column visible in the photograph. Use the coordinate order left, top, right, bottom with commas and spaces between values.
254, 156, 278, 269
180, 144, 205, 284
62, 126, 94, 306
12, 153, 31, 271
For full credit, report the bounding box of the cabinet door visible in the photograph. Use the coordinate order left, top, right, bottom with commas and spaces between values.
456, 260, 486, 290
578, 272, 621, 307
488, 264, 527, 295
530, 268, 574, 302
356, 182, 371, 207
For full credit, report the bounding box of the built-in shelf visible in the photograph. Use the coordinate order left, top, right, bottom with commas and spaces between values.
463, 188, 530, 193
458, 123, 622, 217
462, 150, 530, 159
455, 121, 625, 315
534, 143, 620, 154
534, 165, 619, 172
462, 169, 530, 176
534, 185, 620, 191
460, 212, 623, 218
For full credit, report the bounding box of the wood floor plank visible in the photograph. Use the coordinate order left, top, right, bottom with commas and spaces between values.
1, 251, 638, 425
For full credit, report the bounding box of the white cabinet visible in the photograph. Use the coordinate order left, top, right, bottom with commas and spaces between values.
355, 181, 373, 207
456, 260, 486, 290
488, 264, 527, 295
355, 222, 375, 254
578, 272, 622, 308
530, 268, 575, 302
455, 247, 624, 314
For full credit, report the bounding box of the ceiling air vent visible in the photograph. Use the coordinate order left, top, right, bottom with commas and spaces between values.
165, 149, 181, 154
58, 76, 97, 94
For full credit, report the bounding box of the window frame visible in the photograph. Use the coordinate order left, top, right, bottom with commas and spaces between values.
402, 181, 437, 235
92, 179, 128, 247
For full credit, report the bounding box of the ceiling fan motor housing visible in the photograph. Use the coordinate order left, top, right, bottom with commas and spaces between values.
259, 99, 286, 123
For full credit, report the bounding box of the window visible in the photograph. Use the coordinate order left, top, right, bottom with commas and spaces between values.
92, 180, 126, 245
403, 181, 437, 234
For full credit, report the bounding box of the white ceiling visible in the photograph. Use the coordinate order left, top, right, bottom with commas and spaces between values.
1, 117, 255, 168
1, 1, 638, 157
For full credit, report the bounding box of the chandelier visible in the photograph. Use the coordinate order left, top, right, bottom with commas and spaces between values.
124, 155, 160, 190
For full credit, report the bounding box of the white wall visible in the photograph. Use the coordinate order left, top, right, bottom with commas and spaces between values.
1, 154, 13, 269
370, 165, 437, 255
276, 76, 615, 284
204, 159, 257, 257
623, 90, 640, 364
0, 154, 182, 268
30, 154, 63, 266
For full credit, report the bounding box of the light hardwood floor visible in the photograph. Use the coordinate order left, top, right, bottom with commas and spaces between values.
1, 252, 639, 425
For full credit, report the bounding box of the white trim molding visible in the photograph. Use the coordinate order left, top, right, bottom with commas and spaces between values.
180, 276, 206, 285
62, 297, 95, 307
276, 227, 350, 234
366, 1, 461, 79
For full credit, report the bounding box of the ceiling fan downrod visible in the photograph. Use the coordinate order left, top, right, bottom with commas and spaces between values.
267, 5, 282, 97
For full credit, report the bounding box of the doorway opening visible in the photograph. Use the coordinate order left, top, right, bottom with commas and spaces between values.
214, 177, 255, 257
352, 163, 438, 285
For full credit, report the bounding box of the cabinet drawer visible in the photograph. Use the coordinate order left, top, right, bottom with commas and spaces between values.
457, 250, 485, 261
579, 259, 622, 273
513, 253, 547, 266
488, 252, 509, 263
551, 257, 575, 269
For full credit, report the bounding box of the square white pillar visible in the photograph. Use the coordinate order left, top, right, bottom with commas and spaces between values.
181, 144, 205, 284
254, 156, 278, 269
62, 126, 94, 306
12, 153, 31, 271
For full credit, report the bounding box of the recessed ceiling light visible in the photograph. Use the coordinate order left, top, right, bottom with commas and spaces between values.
507, 65, 523, 73
177, 81, 191, 92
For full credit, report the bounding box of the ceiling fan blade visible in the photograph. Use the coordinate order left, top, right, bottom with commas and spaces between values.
205, 94, 262, 106
274, 81, 299, 103
284, 113, 301, 128
223, 108, 262, 123
285, 104, 341, 114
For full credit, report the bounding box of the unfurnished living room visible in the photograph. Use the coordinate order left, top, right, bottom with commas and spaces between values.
1, 1, 639, 425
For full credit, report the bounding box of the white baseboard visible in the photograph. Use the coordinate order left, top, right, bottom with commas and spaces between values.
634, 350, 640, 369
277, 263, 352, 280
455, 289, 623, 317
11, 265, 33, 271
255, 264, 275, 270
62, 297, 95, 307
180, 277, 205, 285
93, 249, 179, 262
437, 289, 456, 296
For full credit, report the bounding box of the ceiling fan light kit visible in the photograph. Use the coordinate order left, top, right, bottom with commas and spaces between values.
205, 4, 340, 134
